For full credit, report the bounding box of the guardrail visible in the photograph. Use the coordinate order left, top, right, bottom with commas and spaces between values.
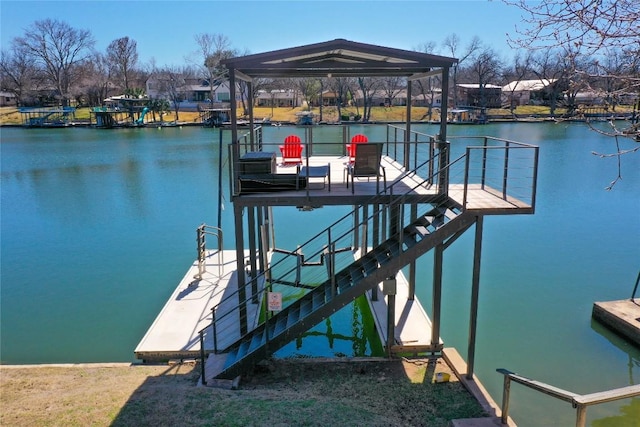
496, 368, 640, 426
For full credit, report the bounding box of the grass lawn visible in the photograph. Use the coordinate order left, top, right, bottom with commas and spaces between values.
1, 358, 488, 426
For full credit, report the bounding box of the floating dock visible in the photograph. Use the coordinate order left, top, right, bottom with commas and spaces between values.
135, 248, 441, 362
592, 299, 640, 347
134, 250, 259, 362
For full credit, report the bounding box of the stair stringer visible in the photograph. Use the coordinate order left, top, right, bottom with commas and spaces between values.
206, 210, 478, 381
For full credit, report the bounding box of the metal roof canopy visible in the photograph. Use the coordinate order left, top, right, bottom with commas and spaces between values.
223, 39, 457, 147
222, 38, 457, 79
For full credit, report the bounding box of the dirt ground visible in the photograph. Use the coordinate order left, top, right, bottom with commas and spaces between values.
1, 357, 487, 426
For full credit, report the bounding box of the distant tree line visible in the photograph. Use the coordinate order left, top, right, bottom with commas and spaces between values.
1, 0, 638, 125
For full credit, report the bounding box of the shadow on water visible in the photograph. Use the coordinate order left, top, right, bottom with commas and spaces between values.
589, 318, 640, 426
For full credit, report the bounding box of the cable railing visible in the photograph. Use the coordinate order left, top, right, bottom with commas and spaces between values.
497, 368, 640, 427
201, 130, 539, 379
201, 151, 454, 357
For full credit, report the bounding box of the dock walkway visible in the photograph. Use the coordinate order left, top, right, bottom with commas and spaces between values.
592, 299, 640, 347
134, 250, 257, 362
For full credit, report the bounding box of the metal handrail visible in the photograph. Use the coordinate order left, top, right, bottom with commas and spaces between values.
194, 224, 224, 280
199, 132, 538, 381
497, 368, 640, 426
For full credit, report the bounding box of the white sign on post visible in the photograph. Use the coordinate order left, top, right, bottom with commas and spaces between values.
268, 292, 282, 311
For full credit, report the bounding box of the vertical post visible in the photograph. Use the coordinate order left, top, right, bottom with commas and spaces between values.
431, 243, 444, 349
575, 405, 587, 427
438, 66, 450, 196
199, 330, 207, 386
248, 207, 258, 303
353, 206, 360, 251
247, 81, 254, 150
217, 129, 224, 230
467, 216, 483, 379
501, 374, 511, 425
387, 292, 396, 357
404, 80, 412, 169
234, 204, 248, 335
502, 141, 510, 199
408, 204, 417, 300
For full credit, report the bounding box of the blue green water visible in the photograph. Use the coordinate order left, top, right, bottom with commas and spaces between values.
1, 123, 639, 426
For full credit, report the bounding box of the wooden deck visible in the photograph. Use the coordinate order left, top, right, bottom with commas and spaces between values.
134, 250, 262, 362
235, 155, 533, 215
592, 299, 640, 347
234, 155, 436, 207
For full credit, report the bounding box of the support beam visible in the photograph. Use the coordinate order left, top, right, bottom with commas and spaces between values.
248, 206, 258, 303
233, 203, 248, 335
467, 215, 484, 379
431, 243, 444, 348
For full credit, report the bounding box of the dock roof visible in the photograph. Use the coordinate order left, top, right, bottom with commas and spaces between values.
221, 38, 458, 79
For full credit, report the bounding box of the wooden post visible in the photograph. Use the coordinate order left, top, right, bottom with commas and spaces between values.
467, 215, 483, 379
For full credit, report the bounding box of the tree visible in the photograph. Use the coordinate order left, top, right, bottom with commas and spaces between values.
505, 0, 640, 188
505, 0, 639, 56
106, 36, 138, 91
193, 33, 236, 106
357, 77, 382, 122
0, 44, 38, 105
14, 19, 95, 106
501, 51, 534, 113
442, 34, 481, 107
414, 41, 441, 121
465, 47, 503, 110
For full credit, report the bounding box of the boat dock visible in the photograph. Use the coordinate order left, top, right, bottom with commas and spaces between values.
135, 248, 442, 362
592, 299, 640, 347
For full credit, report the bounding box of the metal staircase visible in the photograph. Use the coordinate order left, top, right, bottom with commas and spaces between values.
199, 135, 539, 383
204, 202, 475, 382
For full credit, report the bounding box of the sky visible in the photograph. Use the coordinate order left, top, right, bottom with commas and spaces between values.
1, 0, 526, 66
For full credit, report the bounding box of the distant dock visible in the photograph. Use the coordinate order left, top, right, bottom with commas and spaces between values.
592, 299, 640, 347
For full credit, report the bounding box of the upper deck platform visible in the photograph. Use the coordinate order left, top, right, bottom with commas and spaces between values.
233, 151, 536, 216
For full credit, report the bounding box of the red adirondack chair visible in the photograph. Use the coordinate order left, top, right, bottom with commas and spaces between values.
346, 134, 368, 163
279, 135, 303, 165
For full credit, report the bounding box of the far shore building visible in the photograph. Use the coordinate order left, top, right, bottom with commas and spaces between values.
501, 79, 557, 108
0, 91, 18, 107
456, 84, 502, 109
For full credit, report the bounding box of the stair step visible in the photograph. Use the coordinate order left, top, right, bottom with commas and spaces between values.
249, 331, 265, 352
286, 307, 300, 328
300, 298, 312, 317
237, 340, 250, 359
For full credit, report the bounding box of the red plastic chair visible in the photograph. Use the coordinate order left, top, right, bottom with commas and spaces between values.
279, 135, 303, 165
346, 134, 368, 163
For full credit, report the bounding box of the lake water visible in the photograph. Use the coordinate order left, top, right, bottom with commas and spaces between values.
1, 123, 639, 426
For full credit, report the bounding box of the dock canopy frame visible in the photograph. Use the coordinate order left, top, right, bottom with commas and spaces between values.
221, 38, 458, 153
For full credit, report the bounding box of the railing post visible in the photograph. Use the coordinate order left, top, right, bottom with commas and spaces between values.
481, 137, 488, 190
199, 330, 207, 386
211, 307, 218, 353
463, 148, 471, 210
575, 404, 587, 427
501, 373, 511, 425
502, 141, 510, 200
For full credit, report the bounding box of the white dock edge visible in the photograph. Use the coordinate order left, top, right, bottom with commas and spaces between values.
134, 250, 257, 362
